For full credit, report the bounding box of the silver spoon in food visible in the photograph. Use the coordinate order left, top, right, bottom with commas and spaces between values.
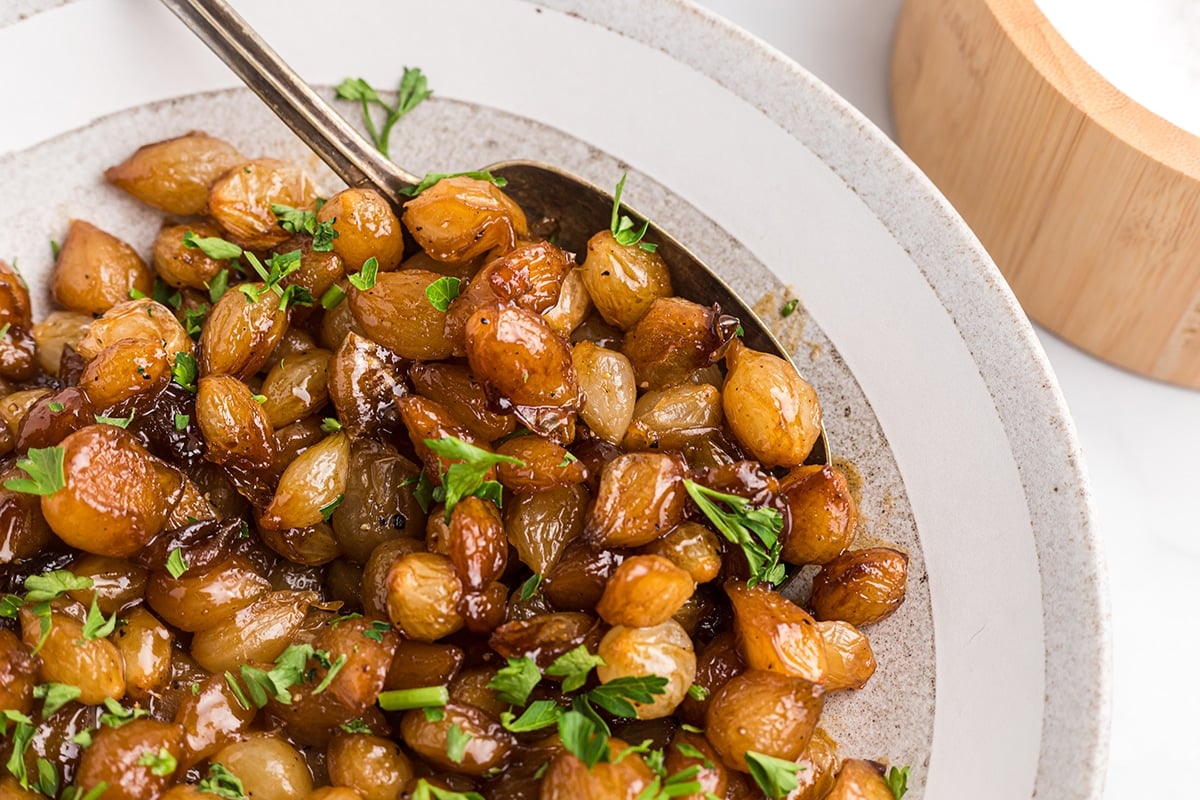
157, 0, 828, 467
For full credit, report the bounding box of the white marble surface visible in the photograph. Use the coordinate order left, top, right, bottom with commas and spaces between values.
696, 0, 1199, 797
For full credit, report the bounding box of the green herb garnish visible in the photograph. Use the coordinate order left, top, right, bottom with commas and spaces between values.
198, 763, 246, 800
683, 480, 785, 587
488, 656, 542, 706
171, 352, 198, 392
335, 68, 432, 158
183, 231, 243, 260
886, 765, 911, 799
94, 412, 134, 429
398, 169, 508, 198
80, 596, 118, 641
166, 548, 188, 579
423, 436, 523, 519
347, 256, 379, 291
609, 173, 658, 252
34, 682, 82, 717
4, 446, 66, 496
546, 645, 605, 693
136, 747, 178, 777
425, 276, 461, 311
744, 751, 804, 799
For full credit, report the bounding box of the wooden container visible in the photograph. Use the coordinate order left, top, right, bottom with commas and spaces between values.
891, 0, 1200, 387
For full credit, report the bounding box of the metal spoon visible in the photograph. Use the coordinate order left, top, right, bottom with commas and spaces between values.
159, 0, 828, 466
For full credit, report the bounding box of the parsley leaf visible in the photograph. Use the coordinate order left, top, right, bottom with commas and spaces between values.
335, 68, 432, 158
445, 722, 471, 764
361, 619, 391, 642
398, 170, 507, 198
183, 231, 243, 260
885, 765, 910, 799
171, 352, 198, 392
1, 710, 35, 788
136, 747, 178, 777
321, 417, 342, 433
684, 480, 785, 587
780, 298, 799, 317
311, 653, 348, 694
425, 276, 461, 311
487, 656, 541, 706
411, 778, 485, 800
166, 548, 188, 579
518, 573, 542, 601
500, 699, 561, 733
687, 684, 709, 702
61, 783, 109, 800
586, 675, 669, 718
546, 645, 605, 693
99, 697, 147, 728
183, 303, 209, 337
24, 570, 92, 603
271, 203, 339, 253
557, 709, 610, 767
80, 596, 118, 641
94, 412, 134, 429
609, 173, 658, 252
198, 763, 246, 799
4, 446, 66, 496
319, 494, 344, 522
208, 268, 230, 303
35, 757, 59, 796
339, 719, 373, 735
34, 682, 82, 717
744, 751, 803, 799
347, 256, 379, 291
423, 436, 523, 518
174, 413, 190, 431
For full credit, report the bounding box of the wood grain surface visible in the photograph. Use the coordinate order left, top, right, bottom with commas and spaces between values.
891, 0, 1200, 387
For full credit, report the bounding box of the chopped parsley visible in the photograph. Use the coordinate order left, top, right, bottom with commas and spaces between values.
339, 719, 373, 735
171, 352, 198, 392
208, 268, 230, 303
79, 596, 118, 641
425, 276, 461, 311
347, 256, 379, 291
609, 173, 658, 252
684, 480, 785, 587
270, 203, 338, 252
174, 413, 190, 431
4, 446, 66, 496
99, 697, 148, 728
586, 675, 670, 717
319, 494, 344, 522
166, 548, 188, 579
488, 656, 541, 706
518, 573, 542, 601
410, 778, 484, 800
744, 751, 804, 799
135, 747, 177, 777
335, 68, 432, 158
445, 722, 472, 764
687, 684, 710, 702
183, 231, 243, 261
546, 645, 605, 693
422, 436, 523, 519
34, 682, 82, 717
320, 417, 342, 433
398, 169, 507, 198
198, 763, 246, 799
780, 298, 799, 317
886, 765, 911, 799
94, 412, 135, 429
499, 699, 562, 733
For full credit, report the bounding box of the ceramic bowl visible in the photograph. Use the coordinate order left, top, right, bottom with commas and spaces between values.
0, 1, 1109, 798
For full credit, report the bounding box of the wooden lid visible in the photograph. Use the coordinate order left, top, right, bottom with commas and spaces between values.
891, 0, 1200, 387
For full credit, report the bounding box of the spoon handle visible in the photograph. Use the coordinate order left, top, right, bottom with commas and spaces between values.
159, 0, 420, 196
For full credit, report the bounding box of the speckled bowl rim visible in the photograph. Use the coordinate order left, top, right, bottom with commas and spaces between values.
571, 0, 1109, 793
0, 0, 1111, 796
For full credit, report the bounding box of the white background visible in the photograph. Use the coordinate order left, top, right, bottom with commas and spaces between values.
694, 1, 1199, 796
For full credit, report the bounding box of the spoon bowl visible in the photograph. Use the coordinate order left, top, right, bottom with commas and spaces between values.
159, 0, 828, 466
